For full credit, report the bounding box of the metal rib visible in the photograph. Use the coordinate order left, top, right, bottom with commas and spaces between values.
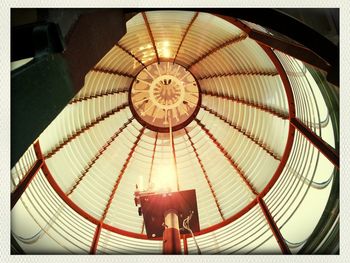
202, 90, 289, 120
201, 105, 281, 160
100, 127, 146, 222
142, 12, 160, 64
91, 67, 135, 79
197, 70, 278, 80
185, 128, 225, 221
116, 43, 147, 68
173, 12, 199, 64
45, 103, 129, 159
70, 88, 129, 104
187, 33, 247, 69
65, 117, 134, 197
195, 118, 259, 196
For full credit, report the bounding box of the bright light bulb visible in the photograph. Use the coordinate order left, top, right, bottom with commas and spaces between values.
150, 164, 177, 192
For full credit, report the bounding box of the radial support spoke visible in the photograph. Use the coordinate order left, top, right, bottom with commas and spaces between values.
89, 127, 145, 254
290, 117, 339, 169
185, 128, 225, 221
100, 127, 146, 221
11, 159, 43, 210
249, 29, 331, 72
70, 88, 129, 104
91, 67, 135, 79
195, 118, 259, 196
65, 117, 134, 197
201, 105, 281, 160
116, 43, 147, 68
173, 12, 199, 64
33, 141, 149, 241
147, 132, 158, 187
187, 33, 247, 69
45, 103, 129, 159
257, 197, 292, 254
90, 223, 102, 254
197, 70, 278, 80
202, 90, 289, 120
142, 12, 160, 64
33, 141, 101, 226
183, 235, 188, 255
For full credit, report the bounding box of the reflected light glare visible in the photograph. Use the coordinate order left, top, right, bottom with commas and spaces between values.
160, 41, 171, 58
150, 165, 177, 192
163, 48, 171, 58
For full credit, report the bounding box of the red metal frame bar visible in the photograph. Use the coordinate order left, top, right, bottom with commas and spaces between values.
202, 90, 288, 120
45, 103, 129, 159
291, 117, 339, 169
195, 118, 259, 196
90, 223, 102, 254
11, 159, 43, 210
100, 127, 146, 222
66, 117, 134, 196
185, 128, 225, 221
194, 198, 259, 236
197, 70, 278, 80
102, 223, 153, 240
173, 12, 199, 64
34, 141, 100, 225
22, 15, 299, 246
210, 15, 296, 119
91, 67, 135, 79
215, 14, 331, 73
257, 197, 292, 254
187, 33, 247, 70
183, 235, 188, 255
201, 105, 281, 160
259, 123, 295, 197
116, 43, 147, 68
213, 14, 251, 34
142, 12, 160, 64
249, 29, 331, 72
69, 88, 128, 104
259, 46, 296, 119
33, 139, 296, 249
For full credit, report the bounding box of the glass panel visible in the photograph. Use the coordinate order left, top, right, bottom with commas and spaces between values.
176, 12, 243, 66
11, 144, 37, 190
97, 228, 162, 254
146, 11, 196, 60
12, 171, 95, 254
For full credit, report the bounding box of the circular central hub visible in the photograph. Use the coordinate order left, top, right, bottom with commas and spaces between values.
149, 75, 185, 110
129, 62, 201, 132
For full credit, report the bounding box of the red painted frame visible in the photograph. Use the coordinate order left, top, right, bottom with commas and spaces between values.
19, 14, 302, 254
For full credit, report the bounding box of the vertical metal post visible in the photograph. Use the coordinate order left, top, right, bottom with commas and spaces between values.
11, 158, 43, 210
257, 197, 291, 254
90, 223, 102, 254
290, 117, 339, 169
183, 235, 188, 255
163, 210, 182, 254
